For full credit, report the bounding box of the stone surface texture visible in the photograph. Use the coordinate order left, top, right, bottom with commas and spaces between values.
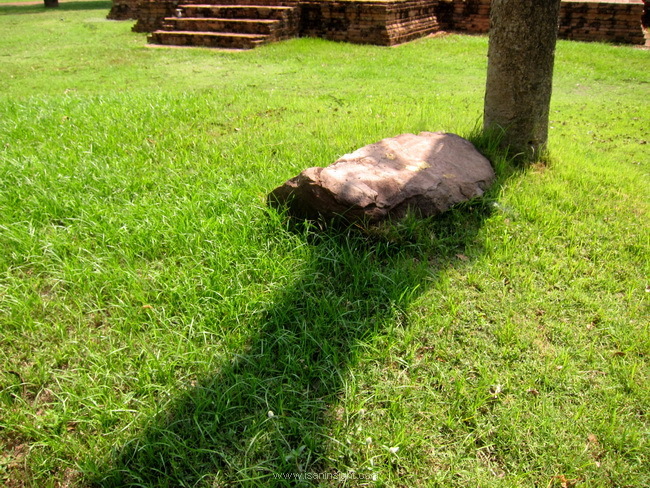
269, 132, 495, 223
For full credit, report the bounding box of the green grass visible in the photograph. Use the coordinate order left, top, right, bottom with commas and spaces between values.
1, 4, 649, 488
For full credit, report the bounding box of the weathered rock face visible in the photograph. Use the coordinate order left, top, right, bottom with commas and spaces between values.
268, 131, 495, 223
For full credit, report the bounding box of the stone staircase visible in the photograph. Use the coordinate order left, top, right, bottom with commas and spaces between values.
148, 1, 300, 50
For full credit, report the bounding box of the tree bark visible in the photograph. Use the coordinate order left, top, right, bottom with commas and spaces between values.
483, 0, 561, 161
44, 0, 59, 7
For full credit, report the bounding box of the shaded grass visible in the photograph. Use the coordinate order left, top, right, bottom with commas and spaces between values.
0, 5, 649, 487
0, 0, 110, 14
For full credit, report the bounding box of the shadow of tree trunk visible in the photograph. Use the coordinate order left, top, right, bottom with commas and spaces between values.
87, 143, 521, 487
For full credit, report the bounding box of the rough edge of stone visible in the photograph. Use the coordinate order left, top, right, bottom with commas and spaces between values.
268, 131, 496, 225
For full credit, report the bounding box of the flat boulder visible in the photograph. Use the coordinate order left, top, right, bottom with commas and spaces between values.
268, 131, 495, 223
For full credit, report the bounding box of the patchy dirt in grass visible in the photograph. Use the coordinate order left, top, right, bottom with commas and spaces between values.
1, 436, 30, 488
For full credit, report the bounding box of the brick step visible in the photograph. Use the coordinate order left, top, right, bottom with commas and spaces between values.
177, 4, 294, 20
163, 17, 279, 34
181, 0, 298, 6
390, 20, 440, 38
149, 30, 268, 49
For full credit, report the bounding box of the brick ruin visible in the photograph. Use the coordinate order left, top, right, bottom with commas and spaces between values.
108, 0, 649, 49
560, 0, 646, 44
449, 0, 647, 44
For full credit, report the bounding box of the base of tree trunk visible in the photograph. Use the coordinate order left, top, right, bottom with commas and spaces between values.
44, 0, 59, 7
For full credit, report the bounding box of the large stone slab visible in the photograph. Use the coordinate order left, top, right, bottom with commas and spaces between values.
268, 131, 495, 223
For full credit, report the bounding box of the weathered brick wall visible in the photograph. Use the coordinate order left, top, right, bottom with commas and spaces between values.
450, 0, 490, 32
131, 0, 179, 32
300, 0, 440, 46
560, 0, 646, 44
121, 0, 646, 45
448, 0, 645, 44
107, 0, 140, 19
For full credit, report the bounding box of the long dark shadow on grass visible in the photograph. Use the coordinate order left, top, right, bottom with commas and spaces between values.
89, 140, 520, 487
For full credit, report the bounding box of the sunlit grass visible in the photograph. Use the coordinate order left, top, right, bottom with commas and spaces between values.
0, 4, 648, 487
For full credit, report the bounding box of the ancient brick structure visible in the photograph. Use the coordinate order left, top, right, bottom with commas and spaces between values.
107, 0, 140, 19
119, 0, 648, 49
444, 0, 646, 45
560, 0, 646, 44
147, 0, 300, 47
450, 0, 490, 32
299, 0, 440, 46
132, 0, 182, 32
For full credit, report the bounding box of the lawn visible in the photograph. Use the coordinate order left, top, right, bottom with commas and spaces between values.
0, 2, 649, 487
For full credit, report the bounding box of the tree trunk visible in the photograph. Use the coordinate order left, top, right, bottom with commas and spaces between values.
44, 0, 59, 7
483, 0, 561, 161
